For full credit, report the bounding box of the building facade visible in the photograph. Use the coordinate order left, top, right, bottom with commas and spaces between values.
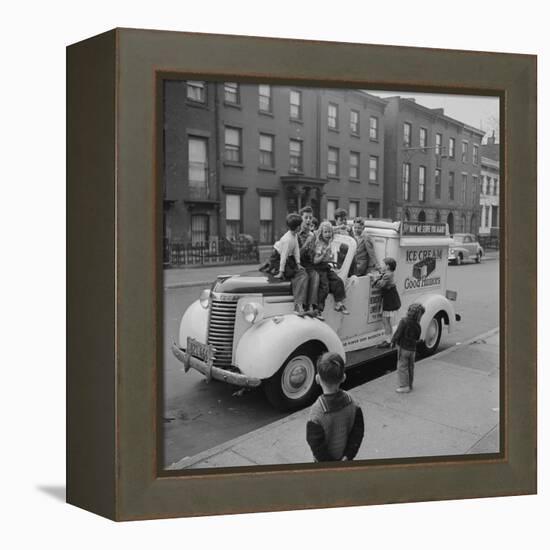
382, 97, 484, 234
163, 81, 387, 246
479, 134, 500, 236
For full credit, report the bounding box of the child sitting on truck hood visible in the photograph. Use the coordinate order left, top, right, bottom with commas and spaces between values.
259, 213, 309, 315
313, 221, 349, 317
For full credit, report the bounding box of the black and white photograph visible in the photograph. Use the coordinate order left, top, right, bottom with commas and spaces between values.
162, 81, 500, 470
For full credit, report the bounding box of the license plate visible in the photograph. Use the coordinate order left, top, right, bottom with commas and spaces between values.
187, 337, 213, 363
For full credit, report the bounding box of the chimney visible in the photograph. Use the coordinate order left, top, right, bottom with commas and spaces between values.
487, 130, 496, 145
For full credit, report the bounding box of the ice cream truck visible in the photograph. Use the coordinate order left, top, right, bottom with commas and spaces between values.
172, 220, 461, 410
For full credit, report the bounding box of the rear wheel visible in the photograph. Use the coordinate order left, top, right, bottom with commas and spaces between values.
417, 315, 442, 357
475, 251, 482, 263
263, 343, 323, 411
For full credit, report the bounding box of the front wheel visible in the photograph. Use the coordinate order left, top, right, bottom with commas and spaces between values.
455, 254, 462, 266
417, 315, 442, 357
263, 344, 323, 411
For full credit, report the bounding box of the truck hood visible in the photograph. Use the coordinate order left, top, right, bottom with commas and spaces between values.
212, 270, 292, 296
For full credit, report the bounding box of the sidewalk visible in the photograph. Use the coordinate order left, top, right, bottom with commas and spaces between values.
164, 250, 500, 290
168, 329, 500, 470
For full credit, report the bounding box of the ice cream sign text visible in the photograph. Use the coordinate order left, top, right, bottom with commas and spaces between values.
403, 247, 443, 291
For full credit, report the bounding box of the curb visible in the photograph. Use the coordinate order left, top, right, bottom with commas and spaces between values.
167, 326, 500, 470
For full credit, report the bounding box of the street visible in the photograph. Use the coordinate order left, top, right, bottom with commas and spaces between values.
162, 257, 499, 466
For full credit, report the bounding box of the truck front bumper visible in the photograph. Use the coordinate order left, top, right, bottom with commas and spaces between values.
172, 344, 262, 387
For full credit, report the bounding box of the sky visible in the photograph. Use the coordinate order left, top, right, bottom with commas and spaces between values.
365, 90, 500, 142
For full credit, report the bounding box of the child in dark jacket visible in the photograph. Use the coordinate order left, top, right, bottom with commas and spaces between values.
391, 303, 426, 393
306, 352, 364, 462
374, 257, 401, 347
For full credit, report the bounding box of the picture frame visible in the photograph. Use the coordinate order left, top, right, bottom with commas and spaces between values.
67, 28, 536, 521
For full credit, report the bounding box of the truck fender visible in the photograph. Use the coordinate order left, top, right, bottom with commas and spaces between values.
177, 299, 209, 348
235, 314, 345, 380
412, 293, 457, 338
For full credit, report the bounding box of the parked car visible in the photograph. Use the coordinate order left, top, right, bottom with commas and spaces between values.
448, 233, 484, 265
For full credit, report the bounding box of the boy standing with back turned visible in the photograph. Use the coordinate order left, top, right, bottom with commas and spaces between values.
306, 352, 364, 462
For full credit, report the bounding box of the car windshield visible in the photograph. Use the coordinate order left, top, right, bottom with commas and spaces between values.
454, 235, 466, 243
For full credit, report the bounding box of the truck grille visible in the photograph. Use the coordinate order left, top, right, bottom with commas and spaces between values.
207, 296, 238, 369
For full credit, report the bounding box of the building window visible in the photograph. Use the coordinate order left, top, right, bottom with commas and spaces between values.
290, 90, 302, 120
367, 201, 380, 219
224, 127, 242, 163
473, 175, 479, 203
435, 168, 441, 199
449, 171, 455, 200
420, 127, 428, 149
328, 103, 339, 130
435, 210, 441, 223
482, 175, 487, 194
419, 166, 426, 202
369, 116, 379, 140
188, 137, 208, 189
187, 80, 205, 102
369, 156, 379, 183
259, 196, 273, 244
225, 194, 241, 240
289, 139, 303, 173
462, 173, 468, 202
328, 147, 339, 178
462, 141, 468, 163
488, 177, 494, 195
259, 134, 274, 168
436, 133, 442, 155
191, 214, 209, 245
473, 144, 479, 165
350, 110, 360, 135
349, 201, 359, 220
349, 152, 360, 180
327, 199, 338, 221
403, 122, 412, 147
402, 162, 411, 201
495, 178, 499, 196
224, 82, 240, 104
259, 84, 272, 113
449, 137, 456, 159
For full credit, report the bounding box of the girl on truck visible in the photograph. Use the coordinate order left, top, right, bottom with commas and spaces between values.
313, 221, 349, 318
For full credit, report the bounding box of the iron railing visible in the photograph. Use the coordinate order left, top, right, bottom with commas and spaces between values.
478, 235, 499, 250
164, 236, 259, 267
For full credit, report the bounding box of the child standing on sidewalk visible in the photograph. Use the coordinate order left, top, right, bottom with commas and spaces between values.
260, 213, 308, 315
306, 352, 364, 462
391, 303, 426, 393
375, 257, 401, 347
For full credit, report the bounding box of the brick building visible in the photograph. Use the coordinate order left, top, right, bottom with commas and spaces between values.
382, 97, 484, 234
163, 81, 387, 247
479, 133, 500, 236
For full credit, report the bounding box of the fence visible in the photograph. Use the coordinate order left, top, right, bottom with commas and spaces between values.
478, 235, 499, 250
164, 236, 260, 267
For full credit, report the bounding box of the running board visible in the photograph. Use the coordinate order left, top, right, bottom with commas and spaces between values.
345, 345, 396, 369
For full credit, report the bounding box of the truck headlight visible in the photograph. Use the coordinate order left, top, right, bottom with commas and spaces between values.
199, 289, 211, 309
242, 302, 263, 324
